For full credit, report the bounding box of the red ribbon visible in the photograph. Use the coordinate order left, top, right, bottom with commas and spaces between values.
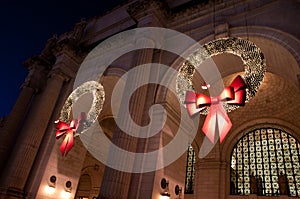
185, 75, 247, 143
55, 112, 87, 156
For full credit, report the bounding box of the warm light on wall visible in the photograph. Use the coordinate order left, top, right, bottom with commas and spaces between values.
44, 185, 55, 195
44, 175, 57, 195
60, 190, 71, 199
160, 195, 170, 199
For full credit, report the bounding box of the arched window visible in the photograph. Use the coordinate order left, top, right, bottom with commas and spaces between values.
185, 145, 196, 194
230, 127, 300, 196
75, 174, 92, 199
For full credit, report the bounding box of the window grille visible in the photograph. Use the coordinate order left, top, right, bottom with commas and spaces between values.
230, 127, 300, 196
185, 145, 196, 194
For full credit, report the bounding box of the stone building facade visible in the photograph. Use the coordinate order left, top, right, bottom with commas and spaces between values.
0, 0, 300, 199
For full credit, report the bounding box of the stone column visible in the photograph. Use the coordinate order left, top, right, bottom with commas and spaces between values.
0, 87, 34, 169
195, 159, 222, 199
124, 3, 167, 199
127, 47, 163, 199
98, 2, 168, 198
98, 40, 155, 199
24, 43, 84, 198
0, 68, 69, 199
0, 57, 49, 176
96, 10, 166, 195
194, 143, 224, 199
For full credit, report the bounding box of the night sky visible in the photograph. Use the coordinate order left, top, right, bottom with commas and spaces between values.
0, 0, 127, 116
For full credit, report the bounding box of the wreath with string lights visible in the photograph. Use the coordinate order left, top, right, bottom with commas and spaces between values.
176, 37, 266, 143
54, 81, 105, 156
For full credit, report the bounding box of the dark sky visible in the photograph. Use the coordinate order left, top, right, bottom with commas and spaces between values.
0, 0, 127, 116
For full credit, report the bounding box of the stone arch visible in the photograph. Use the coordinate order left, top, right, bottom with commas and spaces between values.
225, 124, 300, 196
222, 119, 300, 163
190, 26, 300, 87
75, 159, 105, 199
217, 71, 300, 197
83, 166, 104, 195
162, 26, 300, 150
75, 174, 92, 198
231, 26, 300, 87
221, 119, 300, 197
230, 26, 300, 67
158, 28, 300, 198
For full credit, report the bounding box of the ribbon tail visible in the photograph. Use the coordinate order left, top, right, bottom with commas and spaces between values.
202, 106, 217, 143
60, 131, 74, 156
216, 104, 232, 143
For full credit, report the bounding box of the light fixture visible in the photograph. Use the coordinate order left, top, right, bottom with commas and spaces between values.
175, 185, 182, 198
60, 180, 72, 199
160, 178, 170, 198
49, 175, 56, 187
201, 84, 210, 90
65, 180, 72, 192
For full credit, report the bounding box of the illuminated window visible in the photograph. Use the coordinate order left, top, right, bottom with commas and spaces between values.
230, 127, 300, 196
185, 145, 196, 194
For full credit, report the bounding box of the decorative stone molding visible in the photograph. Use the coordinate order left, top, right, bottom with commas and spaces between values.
52, 35, 88, 65
49, 67, 71, 82
40, 34, 58, 65
214, 23, 229, 38
167, 0, 214, 21
127, 0, 154, 18
127, 0, 169, 26
22, 56, 51, 92
167, 0, 272, 29
230, 26, 300, 65
51, 39, 86, 81
52, 40, 77, 57
58, 18, 87, 45
221, 117, 300, 164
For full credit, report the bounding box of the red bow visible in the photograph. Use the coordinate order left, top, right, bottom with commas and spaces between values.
185, 75, 247, 143
55, 112, 87, 156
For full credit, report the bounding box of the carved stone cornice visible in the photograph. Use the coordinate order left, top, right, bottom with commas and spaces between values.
127, 0, 169, 26
127, 0, 152, 18
52, 38, 88, 64
39, 34, 58, 65
52, 40, 77, 56
48, 67, 71, 82
167, 0, 218, 21
55, 19, 87, 51
167, 0, 273, 29
22, 56, 51, 92
23, 55, 52, 70
69, 18, 87, 42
